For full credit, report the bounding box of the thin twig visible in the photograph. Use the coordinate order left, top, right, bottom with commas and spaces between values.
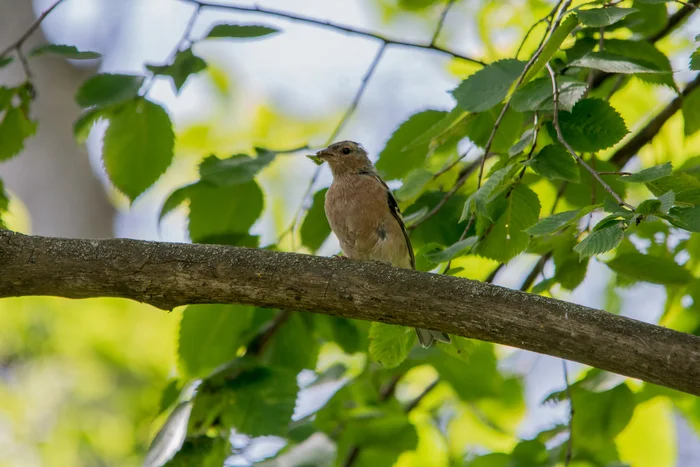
185, 0, 485, 66
0, 0, 67, 59
562, 360, 574, 466
476, 0, 572, 190
404, 378, 440, 412
441, 215, 475, 274
326, 42, 387, 145
545, 63, 633, 209
515, 0, 562, 59
432, 145, 474, 180
430, 0, 455, 46
517, 113, 540, 180
484, 263, 505, 284
142, 2, 202, 95
279, 42, 388, 245
597, 171, 631, 176
675, 0, 699, 11
520, 252, 551, 292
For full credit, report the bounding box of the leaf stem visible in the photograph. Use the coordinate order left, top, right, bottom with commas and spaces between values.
545, 63, 633, 210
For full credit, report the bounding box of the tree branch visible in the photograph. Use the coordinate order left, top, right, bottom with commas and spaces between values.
0, 0, 66, 59
184, 0, 485, 66
2, 229, 700, 396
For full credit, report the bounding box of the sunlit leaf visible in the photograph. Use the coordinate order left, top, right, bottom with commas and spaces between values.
0, 106, 37, 161
577, 7, 638, 27
511, 76, 586, 112
368, 322, 414, 368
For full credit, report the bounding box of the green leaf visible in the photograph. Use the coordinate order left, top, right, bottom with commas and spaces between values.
73, 107, 108, 144
198, 151, 275, 186
0, 179, 9, 229
146, 47, 207, 93
451, 59, 526, 112
683, 87, 700, 137
163, 436, 230, 467
691, 48, 700, 71
28, 44, 101, 59
523, 14, 579, 83
206, 24, 280, 39
264, 314, 320, 374
526, 209, 581, 236
76, 73, 145, 108
0, 87, 14, 109
396, 168, 433, 200
574, 223, 624, 258
646, 173, 700, 205
620, 1, 667, 36
666, 205, 700, 232
368, 322, 414, 368
570, 51, 663, 74
300, 188, 330, 252
577, 7, 638, 27
509, 128, 535, 156
550, 98, 628, 152
553, 235, 590, 290
218, 366, 298, 436
636, 199, 662, 215
606, 252, 693, 285
464, 104, 523, 154
0, 57, 12, 68
526, 144, 579, 182
178, 304, 254, 378
376, 110, 446, 180
511, 76, 586, 112
424, 236, 477, 263
0, 107, 38, 161
188, 181, 264, 243
404, 107, 472, 149
462, 164, 519, 221
621, 162, 672, 182
571, 384, 636, 451
436, 336, 476, 363
339, 410, 418, 466
159, 184, 196, 222
603, 39, 675, 88
475, 184, 541, 262
102, 99, 174, 200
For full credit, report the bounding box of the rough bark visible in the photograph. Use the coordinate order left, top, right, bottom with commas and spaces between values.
2, 229, 700, 396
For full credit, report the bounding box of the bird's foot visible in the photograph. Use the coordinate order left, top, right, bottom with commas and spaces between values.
333, 254, 350, 260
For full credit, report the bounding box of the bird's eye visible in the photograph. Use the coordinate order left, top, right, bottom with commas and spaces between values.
342, 147, 351, 155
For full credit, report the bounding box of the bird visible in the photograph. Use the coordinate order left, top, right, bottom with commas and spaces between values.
314, 140, 451, 348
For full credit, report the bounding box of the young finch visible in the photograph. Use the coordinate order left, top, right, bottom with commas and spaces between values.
314, 140, 450, 348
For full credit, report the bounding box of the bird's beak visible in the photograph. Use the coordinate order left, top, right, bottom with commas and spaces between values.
307, 149, 332, 165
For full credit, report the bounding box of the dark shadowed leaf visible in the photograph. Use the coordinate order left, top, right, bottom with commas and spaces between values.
159, 184, 197, 222
103, 99, 174, 200
73, 107, 110, 144
76, 73, 145, 108
666, 205, 700, 232
376, 110, 446, 180
691, 48, 700, 71
206, 24, 280, 39
464, 104, 523, 154
451, 59, 525, 112
29, 44, 101, 59
526, 209, 581, 236
301, 188, 330, 252
424, 236, 477, 263
606, 252, 693, 285
396, 168, 433, 200
475, 185, 541, 262
178, 304, 254, 378
549, 98, 628, 152
218, 366, 298, 436
146, 47, 207, 93
603, 39, 675, 88
162, 435, 230, 467
526, 144, 579, 182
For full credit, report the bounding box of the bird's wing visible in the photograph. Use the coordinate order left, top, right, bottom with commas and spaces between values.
362, 171, 416, 269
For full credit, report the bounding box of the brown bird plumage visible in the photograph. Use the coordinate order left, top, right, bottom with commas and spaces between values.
316, 140, 450, 348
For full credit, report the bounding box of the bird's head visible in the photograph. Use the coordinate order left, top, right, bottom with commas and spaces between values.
309, 141, 372, 176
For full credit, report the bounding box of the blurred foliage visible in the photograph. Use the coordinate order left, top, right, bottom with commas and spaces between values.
0, 0, 700, 466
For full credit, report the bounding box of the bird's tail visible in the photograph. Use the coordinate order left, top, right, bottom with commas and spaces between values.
415, 328, 451, 348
